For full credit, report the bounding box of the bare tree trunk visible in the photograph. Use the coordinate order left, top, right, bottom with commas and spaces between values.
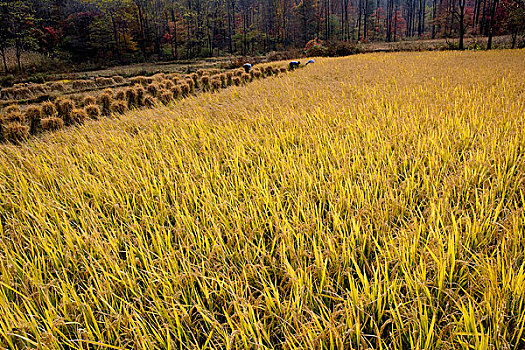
357, 0, 362, 40
0, 47, 8, 74
340, 0, 344, 40
364, 0, 368, 40
344, 0, 350, 41
386, 0, 393, 41
487, 0, 498, 49
326, 0, 331, 40
432, 0, 439, 38
479, 0, 488, 35
110, 13, 122, 63
243, 11, 247, 55
459, 0, 465, 49
394, 4, 398, 41
228, 0, 234, 54
15, 38, 22, 73
170, 8, 178, 59
420, 0, 426, 36
459, 0, 465, 50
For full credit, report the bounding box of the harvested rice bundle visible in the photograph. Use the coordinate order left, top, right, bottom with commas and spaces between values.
85, 104, 101, 119
112, 76, 125, 84
172, 85, 182, 99
83, 96, 97, 106
147, 84, 160, 97
56, 98, 75, 125
42, 101, 57, 118
200, 75, 210, 91
125, 88, 138, 108
98, 93, 113, 115
185, 79, 195, 92
71, 108, 88, 124
180, 83, 190, 96
130, 76, 148, 86
135, 86, 146, 105
49, 81, 66, 92
159, 90, 174, 104
25, 106, 42, 134
210, 77, 222, 92
2, 122, 29, 143
144, 95, 157, 107
41, 117, 64, 131
115, 90, 126, 101
110, 100, 128, 114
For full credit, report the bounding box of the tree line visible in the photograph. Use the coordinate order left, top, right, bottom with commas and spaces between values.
0, 0, 524, 74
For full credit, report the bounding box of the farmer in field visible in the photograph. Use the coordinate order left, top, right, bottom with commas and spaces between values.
243, 63, 252, 73
306, 59, 315, 66
289, 61, 300, 70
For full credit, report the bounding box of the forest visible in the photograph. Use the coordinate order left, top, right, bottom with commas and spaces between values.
0, 0, 524, 75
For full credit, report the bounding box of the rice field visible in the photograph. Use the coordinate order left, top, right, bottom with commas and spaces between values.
0, 49, 524, 349
0, 67, 284, 143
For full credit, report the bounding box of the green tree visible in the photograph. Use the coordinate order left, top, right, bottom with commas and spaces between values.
505, 0, 525, 48
0, 1, 12, 74
0, 0, 37, 73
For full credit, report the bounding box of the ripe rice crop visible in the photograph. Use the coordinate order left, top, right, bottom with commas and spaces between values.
250, 68, 262, 79
219, 73, 227, 87
264, 66, 272, 75
0, 50, 524, 349
0, 87, 31, 100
